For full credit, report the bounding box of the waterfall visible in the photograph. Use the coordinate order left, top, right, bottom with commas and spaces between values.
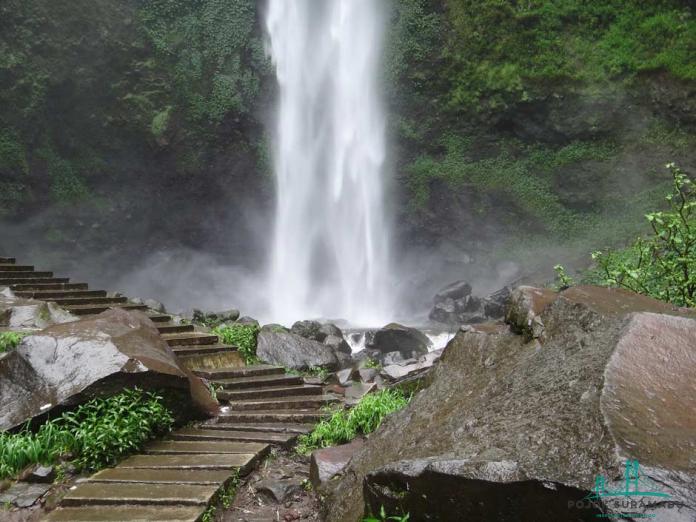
265, 0, 393, 326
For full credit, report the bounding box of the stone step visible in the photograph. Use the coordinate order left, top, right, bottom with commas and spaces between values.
144, 440, 269, 456
219, 384, 322, 401
9, 282, 88, 291
162, 332, 219, 346
217, 409, 330, 424
0, 277, 69, 285
61, 482, 219, 507
147, 313, 172, 323
89, 468, 232, 485
0, 271, 53, 279
0, 264, 34, 272
48, 295, 127, 306
214, 373, 304, 390
227, 395, 337, 411
14, 289, 106, 299
194, 364, 286, 380
171, 427, 296, 445
156, 323, 195, 334
117, 453, 259, 474
172, 344, 237, 357
206, 422, 315, 435
0, 257, 15, 264
45, 506, 204, 522
62, 303, 148, 315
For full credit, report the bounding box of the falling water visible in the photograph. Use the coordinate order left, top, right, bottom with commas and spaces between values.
265, 0, 393, 326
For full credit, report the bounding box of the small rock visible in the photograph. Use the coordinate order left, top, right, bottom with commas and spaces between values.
380, 351, 405, 366
323, 334, 351, 355
434, 281, 472, 302
344, 382, 376, 405
143, 298, 166, 313
369, 323, 431, 359
27, 465, 55, 483
0, 482, 51, 508
256, 479, 301, 503
310, 439, 365, 489
335, 368, 353, 386
358, 368, 378, 383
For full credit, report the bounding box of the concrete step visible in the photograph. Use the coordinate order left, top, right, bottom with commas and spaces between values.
171, 427, 296, 445
217, 409, 330, 424
171, 344, 237, 357
63, 303, 149, 315
227, 395, 337, 411
156, 323, 195, 334
205, 422, 315, 435
0, 271, 53, 279
0, 264, 33, 272
219, 384, 322, 401
117, 452, 259, 474
144, 440, 269, 456
162, 332, 219, 346
0, 257, 15, 264
147, 313, 172, 323
61, 482, 219, 507
214, 373, 304, 390
45, 506, 203, 522
194, 364, 286, 380
48, 295, 127, 306
14, 289, 105, 299
89, 468, 232, 485
9, 282, 88, 291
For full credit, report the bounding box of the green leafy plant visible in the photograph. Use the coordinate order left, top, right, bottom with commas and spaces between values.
0, 332, 26, 353
296, 389, 410, 455
553, 264, 575, 291
363, 506, 411, 522
0, 388, 173, 479
213, 323, 260, 365
363, 358, 382, 370
590, 163, 695, 307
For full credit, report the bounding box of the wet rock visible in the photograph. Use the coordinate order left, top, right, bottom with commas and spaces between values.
335, 368, 353, 386
0, 292, 76, 330
0, 308, 218, 430
505, 286, 557, 339
27, 465, 55, 483
323, 334, 351, 355
368, 323, 431, 359
261, 323, 290, 333
357, 368, 378, 383
344, 382, 376, 405
433, 281, 472, 302
0, 482, 51, 508
256, 479, 301, 504
324, 286, 696, 522
310, 439, 365, 489
192, 308, 241, 326
257, 331, 339, 371
429, 298, 457, 324
290, 320, 324, 341
143, 298, 166, 313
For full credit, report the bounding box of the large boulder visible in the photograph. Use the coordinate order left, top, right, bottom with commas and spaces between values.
429, 282, 512, 326
291, 320, 352, 356
256, 330, 340, 371
368, 323, 431, 359
0, 290, 77, 330
324, 286, 696, 521
0, 308, 218, 430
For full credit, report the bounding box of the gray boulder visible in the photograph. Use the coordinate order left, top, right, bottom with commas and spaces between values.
256, 330, 340, 371
310, 439, 365, 490
433, 281, 472, 302
368, 323, 431, 359
324, 286, 696, 521
0, 292, 76, 330
291, 320, 324, 341
0, 308, 218, 430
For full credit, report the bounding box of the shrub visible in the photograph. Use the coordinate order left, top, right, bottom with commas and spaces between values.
0, 388, 173, 479
296, 389, 410, 454
0, 332, 26, 353
213, 323, 260, 365
590, 163, 695, 307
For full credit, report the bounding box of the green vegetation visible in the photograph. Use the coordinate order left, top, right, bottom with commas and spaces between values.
296, 389, 411, 455
589, 164, 695, 307
0, 388, 173, 479
201, 470, 240, 522
364, 507, 411, 522
0, 332, 26, 353
213, 323, 260, 365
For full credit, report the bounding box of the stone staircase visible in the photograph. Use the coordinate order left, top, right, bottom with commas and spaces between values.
0, 258, 334, 521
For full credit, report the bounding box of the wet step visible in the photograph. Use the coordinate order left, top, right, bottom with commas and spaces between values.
45, 505, 203, 522
217, 409, 330, 424
0, 257, 15, 264
171, 427, 296, 445
90, 468, 232, 485
117, 453, 259, 474
0, 277, 69, 286
206, 422, 315, 435
219, 384, 322, 401
63, 303, 148, 315
61, 482, 219, 506
194, 364, 286, 380
162, 332, 219, 346
0, 264, 34, 272
171, 344, 237, 356
156, 323, 195, 334
214, 373, 304, 390
0, 271, 53, 279
228, 395, 336, 411
143, 440, 269, 456
147, 313, 172, 323
10, 282, 87, 291
14, 289, 105, 299
48, 295, 127, 306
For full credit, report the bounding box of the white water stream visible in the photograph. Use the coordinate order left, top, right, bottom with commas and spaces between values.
265, 0, 393, 326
